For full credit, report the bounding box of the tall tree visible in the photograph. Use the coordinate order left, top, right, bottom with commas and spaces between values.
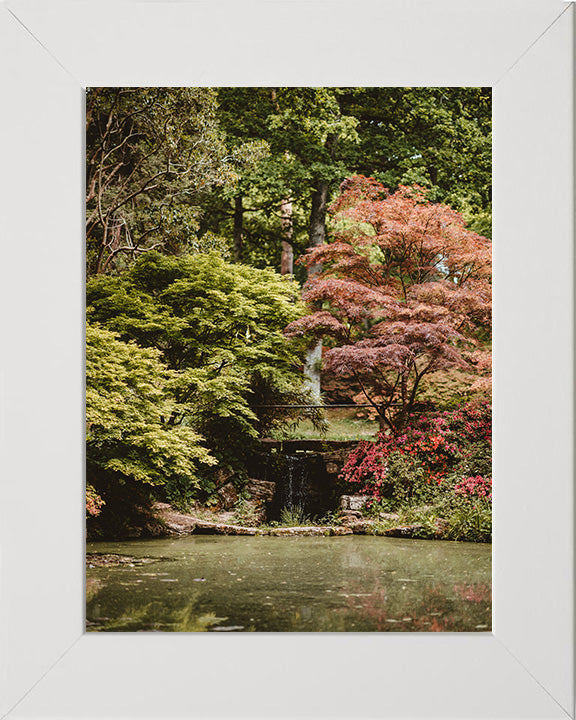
286, 176, 492, 432
211, 88, 360, 395
86, 87, 262, 275
279, 197, 294, 275
203, 87, 358, 275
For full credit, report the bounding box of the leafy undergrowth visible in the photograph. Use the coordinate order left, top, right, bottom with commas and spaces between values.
233, 501, 344, 530
365, 500, 491, 543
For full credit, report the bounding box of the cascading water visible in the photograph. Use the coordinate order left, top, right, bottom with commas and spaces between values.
257, 451, 317, 521
249, 441, 352, 521
280, 454, 310, 514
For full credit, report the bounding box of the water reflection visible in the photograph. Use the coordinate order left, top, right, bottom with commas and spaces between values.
86, 536, 491, 632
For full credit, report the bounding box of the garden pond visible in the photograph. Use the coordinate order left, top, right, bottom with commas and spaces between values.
86, 535, 491, 632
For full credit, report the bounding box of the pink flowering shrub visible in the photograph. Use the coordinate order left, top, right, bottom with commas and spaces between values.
340, 401, 491, 507
454, 475, 492, 500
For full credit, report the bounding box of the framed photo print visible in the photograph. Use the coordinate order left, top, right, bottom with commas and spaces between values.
0, 0, 573, 717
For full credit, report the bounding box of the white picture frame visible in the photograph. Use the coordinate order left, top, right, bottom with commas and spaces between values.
0, 0, 573, 717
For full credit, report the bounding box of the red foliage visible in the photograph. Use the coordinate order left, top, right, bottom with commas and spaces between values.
454, 476, 492, 500
286, 176, 492, 431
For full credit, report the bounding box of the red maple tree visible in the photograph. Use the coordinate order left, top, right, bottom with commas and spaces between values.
286, 176, 492, 432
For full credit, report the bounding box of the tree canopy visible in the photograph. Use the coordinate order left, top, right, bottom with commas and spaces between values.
87, 87, 491, 277
199, 87, 491, 273
286, 176, 492, 432
86, 87, 266, 275
87, 251, 314, 464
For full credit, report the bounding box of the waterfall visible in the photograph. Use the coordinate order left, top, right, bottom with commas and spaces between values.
250, 441, 349, 521
281, 454, 310, 513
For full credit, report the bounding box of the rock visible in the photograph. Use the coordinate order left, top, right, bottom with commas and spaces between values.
210, 625, 245, 632
383, 524, 424, 538
214, 467, 234, 486
345, 520, 374, 534
321, 450, 349, 463
163, 517, 196, 534
193, 520, 259, 536
268, 526, 353, 536
379, 512, 401, 521
154, 502, 172, 511
216, 482, 239, 511
339, 494, 370, 511
154, 503, 259, 536
340, 509, 362, 519
325, 462, 340, 474
245, 478, 276, 503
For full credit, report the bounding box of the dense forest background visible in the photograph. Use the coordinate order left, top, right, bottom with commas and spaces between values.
86, 87, 491, 278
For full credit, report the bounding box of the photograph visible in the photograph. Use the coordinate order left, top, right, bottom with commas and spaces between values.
85, 87, 492, 633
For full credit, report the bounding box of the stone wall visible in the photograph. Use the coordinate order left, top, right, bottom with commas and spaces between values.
246, 439, 356, 519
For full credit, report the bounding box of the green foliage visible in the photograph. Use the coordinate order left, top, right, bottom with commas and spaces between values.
231, 498, 263, 528
162, 475, 199, 513
86, 87, 491, 274
380, 451, 438, 506
86, 87, 265, 275
369, 498, 492, 543
417, 368, 477, 411
85, 88, 492, 538
199, 87, 360, 269
87, 251, 314, 470
279, 505, 312, 526
437, 494, 492, 543
318, 510, 343, 526
86, 322, 216, 535
199, 87, 492, 270
337, 87, 492, 230
86, 323, 215, 486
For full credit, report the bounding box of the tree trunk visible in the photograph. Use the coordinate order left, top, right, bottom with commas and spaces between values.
280, 198, 293, 275
233, 195, 243, 263
303, 341, 322, 404
303, 180, 330, 400
378, 413, 389, 433
308, 180, 329, 278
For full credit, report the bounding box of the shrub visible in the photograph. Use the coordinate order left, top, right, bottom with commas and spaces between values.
439, 494, 492, 543
86, 484, 105, 517
86, 322, 216, 536
279, 505, 312, 526
341, 401, 491, 504
232, 498, 264, 527
87, 251, 316, 476
340, 401, 492, 542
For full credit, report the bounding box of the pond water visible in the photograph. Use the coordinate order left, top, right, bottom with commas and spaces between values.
86, 536, 491, 632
